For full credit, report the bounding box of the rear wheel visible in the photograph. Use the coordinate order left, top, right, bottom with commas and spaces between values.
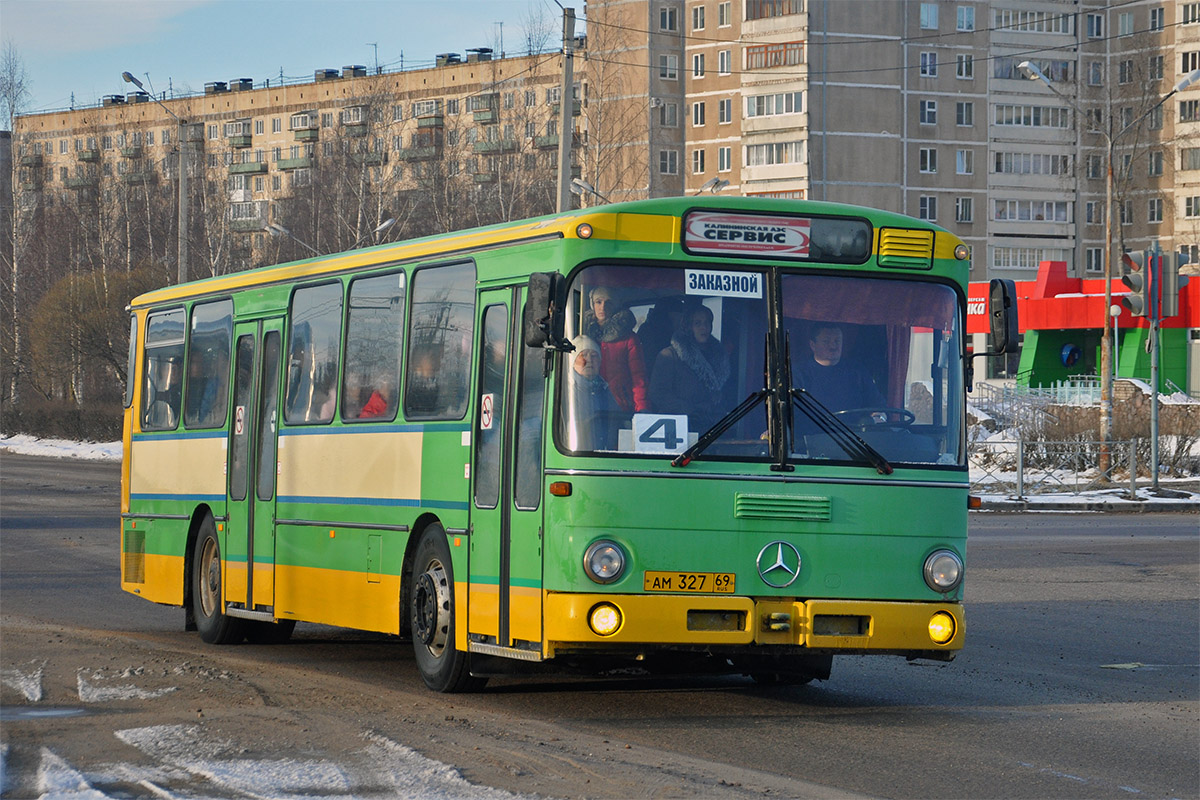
410, 525, 486, 692
191, 518, 246, 645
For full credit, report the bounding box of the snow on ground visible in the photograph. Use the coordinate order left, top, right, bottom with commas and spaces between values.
0, 434, 120, 461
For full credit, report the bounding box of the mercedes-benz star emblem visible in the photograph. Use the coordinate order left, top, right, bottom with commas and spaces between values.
756, 541, 801, 588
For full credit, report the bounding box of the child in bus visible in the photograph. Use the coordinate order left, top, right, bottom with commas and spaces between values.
582, 286, 649, 414
564, 335, 622, 451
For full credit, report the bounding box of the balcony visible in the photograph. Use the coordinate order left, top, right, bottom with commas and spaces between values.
278, 156, 314, 170
473, 172, 497, 184
473, 108, 498, 124
472, 139, 517, 155
229, 161, 268, 174
417, 114, 444, 128
121, 170, 156, 185
228, 135, 252, 149
77, 149, 100, 162
294, 128, 320, 142
19, 154, 43, 167
550, 101, 582, 117
350, 152, 387, 166
344, 122, 368, 137
230, 218, 266, 233
534, 135, 558, 150
65, 175, 98, 189
398, 146, 441, 161
120, 146, 143, 159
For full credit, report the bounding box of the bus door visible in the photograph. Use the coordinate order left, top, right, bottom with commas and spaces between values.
468, 287, 546, 657
226, 318, 285, 619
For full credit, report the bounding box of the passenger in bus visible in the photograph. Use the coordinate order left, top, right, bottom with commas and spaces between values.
649, 304, 731, 431
582, 286, 648, 414
358, 387, 390, 419
564, 335, 622, 451
186, 347, 228, 427
794, 323, 885, 415
637, 295, 686, 378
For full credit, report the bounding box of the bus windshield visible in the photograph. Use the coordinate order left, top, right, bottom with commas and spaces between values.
556, 264, 964, 468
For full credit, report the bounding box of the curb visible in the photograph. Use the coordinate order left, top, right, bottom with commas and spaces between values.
979, 499, 1200, 513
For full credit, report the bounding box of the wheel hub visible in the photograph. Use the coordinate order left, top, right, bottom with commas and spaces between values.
412, 561, 450, 652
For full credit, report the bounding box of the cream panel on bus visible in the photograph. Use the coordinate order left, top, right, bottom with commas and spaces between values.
130, 436, 227, 498
277, 431, 424, 501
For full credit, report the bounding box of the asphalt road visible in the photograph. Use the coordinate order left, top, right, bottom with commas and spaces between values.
1, 453, 1197, 799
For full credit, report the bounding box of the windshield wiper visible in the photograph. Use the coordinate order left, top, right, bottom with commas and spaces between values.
791, 388, 893, 475
671, 389, 767, 467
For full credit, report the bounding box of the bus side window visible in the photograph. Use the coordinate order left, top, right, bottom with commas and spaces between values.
342, 271, 406, 422
404, 262, 476, 420
141, 309, 185, 431
285, 283, 343, 425
184, 299, 233, 429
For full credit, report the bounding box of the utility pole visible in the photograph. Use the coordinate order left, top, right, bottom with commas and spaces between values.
555, 6, 576, 213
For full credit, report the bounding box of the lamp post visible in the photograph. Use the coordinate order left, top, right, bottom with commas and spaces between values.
1017, 62, 1200, 475
352, 217, 395, 249
569, 178, 609, 205
693, 177, 730, 196
266, 223, 320, 256
122, 71, 188, 285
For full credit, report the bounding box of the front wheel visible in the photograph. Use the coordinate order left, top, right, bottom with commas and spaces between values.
410, 525, 485, 692
191, 518, 246, 645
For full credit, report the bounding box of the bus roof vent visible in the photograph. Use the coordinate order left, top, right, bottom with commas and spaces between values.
877, 228, 934, 270
734, 493, 831, 522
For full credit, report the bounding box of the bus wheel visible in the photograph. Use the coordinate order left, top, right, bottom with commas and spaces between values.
410, 526, 486, 692
191, 519, 246, 645
245, 619, 296, 644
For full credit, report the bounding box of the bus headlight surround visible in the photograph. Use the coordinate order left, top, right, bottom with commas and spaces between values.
584, 540, 626, 584
954, 243, 970, 261
589, 602, 623, 636
923, 549, 963, 593
928, 611, 956, 644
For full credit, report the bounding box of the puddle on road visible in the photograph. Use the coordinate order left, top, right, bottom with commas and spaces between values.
1, 705, 89, 721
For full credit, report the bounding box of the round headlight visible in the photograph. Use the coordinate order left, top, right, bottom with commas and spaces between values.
589, 603, 623, 636
954, 243, 970, 261
923, 549, 963, 593
928, 611, 956, 644
584, 540, 625, 584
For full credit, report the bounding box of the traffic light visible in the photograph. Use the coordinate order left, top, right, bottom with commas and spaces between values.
1120, 251, 1151, 317
1161, 252, 1190, 318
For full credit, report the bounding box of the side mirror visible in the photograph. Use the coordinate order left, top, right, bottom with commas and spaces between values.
523, 272, 573, 351
987, 278, 1019, 355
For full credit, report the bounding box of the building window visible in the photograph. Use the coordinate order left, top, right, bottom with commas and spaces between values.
994, 152, 1070, 176
718, 146, 732, 172
956, 149, 974, 175
1185, 3, 1200, 24
1148, 198, 1163, 224
718, 1, 731, 25
919, 100, 937, 124
254, 119, 264, 135
272, 118, 282, 133
693, 101, 706, 126
659, 102, 679, 127
659, 150, 679, 174
659, 54, 679, 79
1085, 248, 1104, 272
745, 141, 804, 166
746, 0, 803, 21
920, 3, 938, 28
692, 5, 705, 29
1182, 147, 1200, 171
919, 147, 938, 173
1086, 13, 1103, 38
1117, 11, 1133, 35
1120, 201, 1133, 225
956, 101, 974, 126
718, 49, 731, 74
746, 91, 803, 117
1184, 51, 1200, 73
692, 149, 706, 174
1085, 202, 1101, 224
919, 196, 937, 221
919, 52, 938, 77
1149, 55, 1164, 81
1150, 7, 1164, 30
957, 6, 975, 31
745, 42, 804, 69
1087, 62, 1103, 86
993, 199, 1069, 222
992, 104, 1069, 128
1187, 197, 1200, 218
1086, 155, 1103, 179
207, 125, 218, 140
955, 197, 973, 223
1118, 60, 1133, 84
1182, 99, 1200, 121
693, 53, 706, 78
660, 6, 678, 30
956, 54, 973, 79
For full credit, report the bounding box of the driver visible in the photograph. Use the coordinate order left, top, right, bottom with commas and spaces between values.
795, 323, 886, 416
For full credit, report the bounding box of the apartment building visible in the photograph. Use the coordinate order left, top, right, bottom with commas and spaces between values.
10, 0, 1199, 284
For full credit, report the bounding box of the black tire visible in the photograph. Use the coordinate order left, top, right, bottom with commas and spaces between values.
191, 518, 246, 645
244, 619, 296, 644
410, 525, 486, 692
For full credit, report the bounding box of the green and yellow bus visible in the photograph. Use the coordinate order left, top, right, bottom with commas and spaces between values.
121, 196, 1016, 691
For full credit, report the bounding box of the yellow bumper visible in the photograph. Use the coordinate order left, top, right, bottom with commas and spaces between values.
543, 593, 963, 657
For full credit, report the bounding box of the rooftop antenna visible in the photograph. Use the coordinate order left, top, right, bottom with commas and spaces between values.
368, 42, 379, 73
496, 21, 504, 57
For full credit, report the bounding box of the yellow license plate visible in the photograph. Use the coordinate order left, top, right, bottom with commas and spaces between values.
643, 571, 735, 593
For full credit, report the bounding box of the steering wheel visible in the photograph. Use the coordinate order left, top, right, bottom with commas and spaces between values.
834, 407, 915, 429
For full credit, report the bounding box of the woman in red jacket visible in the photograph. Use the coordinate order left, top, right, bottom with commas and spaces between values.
582, 286, 648, 414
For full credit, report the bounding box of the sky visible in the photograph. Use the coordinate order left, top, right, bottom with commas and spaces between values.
3, 0, 567, 115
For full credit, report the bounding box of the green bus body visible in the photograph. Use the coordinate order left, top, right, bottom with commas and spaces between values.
121, 196, 979, 691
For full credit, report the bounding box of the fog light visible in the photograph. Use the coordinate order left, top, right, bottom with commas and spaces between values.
928, 611, 956, 644
589, 603, 622, 636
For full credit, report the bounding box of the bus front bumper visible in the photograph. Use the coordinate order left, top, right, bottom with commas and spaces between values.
543, 593, 963, 658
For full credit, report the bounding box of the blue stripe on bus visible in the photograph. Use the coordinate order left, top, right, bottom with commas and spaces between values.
131, 493, 226, 503
278, 495, 470, 511
132, 430, 228, 442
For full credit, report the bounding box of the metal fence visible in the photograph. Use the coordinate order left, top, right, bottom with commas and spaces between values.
969, 438, 1139, 499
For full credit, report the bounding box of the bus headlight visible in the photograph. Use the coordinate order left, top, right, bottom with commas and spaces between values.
589, 603, 623, 636
928, 611, 956, 644
584, 540, 626, 584
923, 550, 963, 593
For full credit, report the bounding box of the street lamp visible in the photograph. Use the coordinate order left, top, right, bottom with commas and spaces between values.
569, 178, 609, 205
266, 223, 320, 256
694, 177, 730, 196
1017, 61, 1200, 474
352, 217, 395, 249
122, 71, 189, 285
